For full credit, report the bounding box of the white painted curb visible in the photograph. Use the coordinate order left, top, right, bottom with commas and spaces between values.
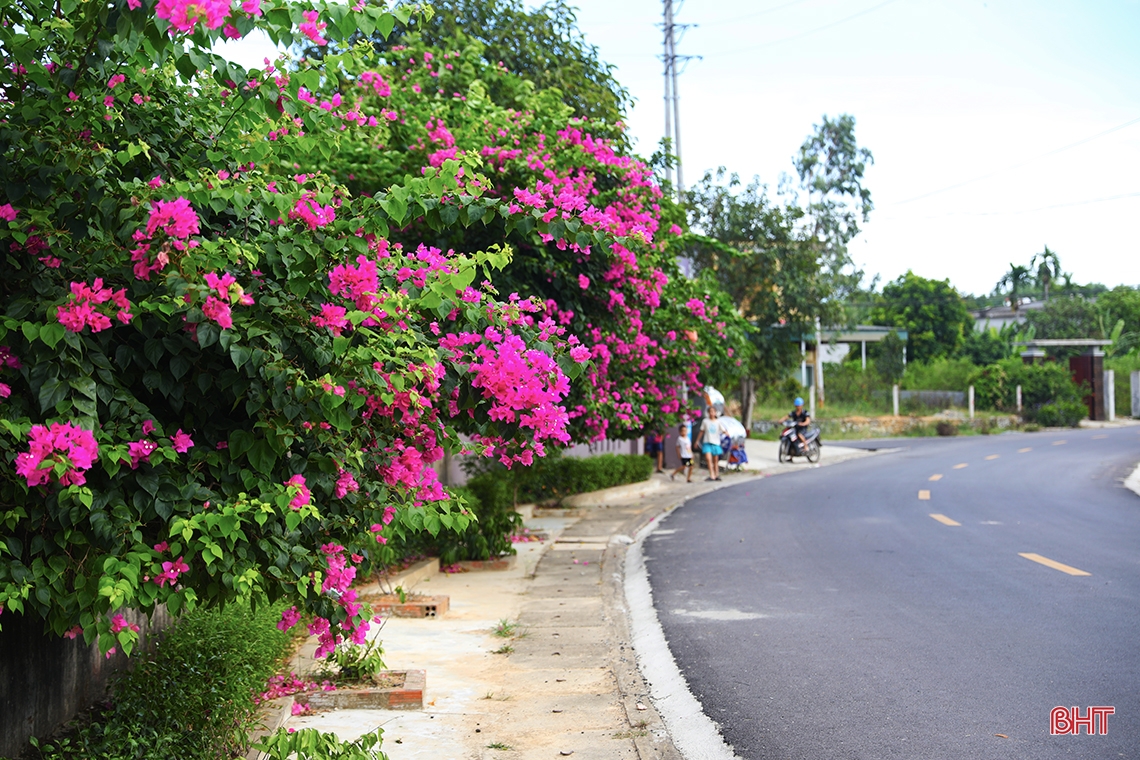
1125, 462, 1140, 498
624, 511, 740, 760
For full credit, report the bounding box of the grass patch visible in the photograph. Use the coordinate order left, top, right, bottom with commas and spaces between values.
486, 742, 513, 750
491, 643, 514, 655
28, 602, 292, 760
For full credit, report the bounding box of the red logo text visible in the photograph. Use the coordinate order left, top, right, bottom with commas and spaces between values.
1050, 706, 1114, 735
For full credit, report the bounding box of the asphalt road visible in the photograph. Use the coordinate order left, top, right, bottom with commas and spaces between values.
645, 428, 1140, 759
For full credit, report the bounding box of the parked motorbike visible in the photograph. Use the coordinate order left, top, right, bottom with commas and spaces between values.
778, 420, 821, 463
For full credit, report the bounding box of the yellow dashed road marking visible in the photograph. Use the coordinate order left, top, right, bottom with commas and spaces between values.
953, 463, 968, 469
1092, 434, 1108, 439
1018, 447, 1032, 453
1053, 440, 1067, 446
985, 454, 1000, 460
929, 474, 943, 481
918, 489, 931, 500
1018, 553, 1090, 576
930, 514, 961, 526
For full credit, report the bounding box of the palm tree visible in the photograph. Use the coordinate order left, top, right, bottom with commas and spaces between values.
1031, 246, 1062, 301
997, 263, 1033, 313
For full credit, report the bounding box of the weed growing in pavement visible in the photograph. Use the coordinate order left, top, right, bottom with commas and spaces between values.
486, 742, 513, 750
613, 729, 649, 739
491, 643, 515, 655
493, 619, 518, 637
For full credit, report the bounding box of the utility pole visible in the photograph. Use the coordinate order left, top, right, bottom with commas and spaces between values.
663, 0, 673, 189
662, 0, 697, 202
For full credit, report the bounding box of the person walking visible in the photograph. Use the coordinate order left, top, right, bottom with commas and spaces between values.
645, 428, 665, 473
694, 407, 725, 481
671, 422, 693, 482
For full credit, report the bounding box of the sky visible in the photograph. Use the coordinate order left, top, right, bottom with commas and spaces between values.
221, 0, 1140, 296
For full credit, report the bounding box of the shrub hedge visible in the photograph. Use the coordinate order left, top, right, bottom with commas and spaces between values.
384, 454, 653, 565
968, 358, 1085, 425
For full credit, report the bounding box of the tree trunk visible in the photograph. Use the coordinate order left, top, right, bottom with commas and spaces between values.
740, 377, 756, 434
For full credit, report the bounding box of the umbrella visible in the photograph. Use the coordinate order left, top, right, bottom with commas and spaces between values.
703, 385, 725, 412
718, 416, 747, 439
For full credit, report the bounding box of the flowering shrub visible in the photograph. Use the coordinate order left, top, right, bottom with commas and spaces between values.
290, 32, 751, 439
0, 0, 592, 659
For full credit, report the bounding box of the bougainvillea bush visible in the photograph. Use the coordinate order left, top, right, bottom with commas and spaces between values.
291, 31, 752, 439
0, 0, 599, 659
0, 0, 749, 669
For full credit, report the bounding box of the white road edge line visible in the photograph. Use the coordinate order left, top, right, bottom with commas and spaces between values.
1125, 461, 1140, 498
625, 511, 741, 760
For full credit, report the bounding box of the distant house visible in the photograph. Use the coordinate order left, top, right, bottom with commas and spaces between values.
972, 298, 1046, 332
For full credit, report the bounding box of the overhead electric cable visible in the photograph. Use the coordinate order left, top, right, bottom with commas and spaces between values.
894, 115, 1140, 206
700, 0, 813, 26
707, 0, 900, 57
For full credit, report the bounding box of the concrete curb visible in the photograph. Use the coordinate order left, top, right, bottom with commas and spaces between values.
1125, 462, 1140, 498
562, 476, 664, 508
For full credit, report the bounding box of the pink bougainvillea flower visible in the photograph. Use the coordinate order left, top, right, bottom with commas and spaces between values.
277, 606, 301, 631
146, 197, 199, 239
334, 469, 359, 498
109, 613, 140, 634
67, 91, 78, 101
170, 429, 194, 453
298, 10, 328, 46
141, 420, 155, 435
241, 0, 261, 15
128, 439, 158, 469
222, 23, 241, 39
0, 204, 16, 222
153, 541, 169, 553
107, 74, 126, 89
127, 0, 141, 8
289, 196, 336, 230
155, 0, 229, 34
57, 279, 133, 333
569, 345, 591, 363
64, 625, 83, 639
285, 474, 310, 510
148, 175, 163, 189
202, 296, 233, 328
15, 422, 99, 487
578, 274, 590, 290
154, 556, 189, 586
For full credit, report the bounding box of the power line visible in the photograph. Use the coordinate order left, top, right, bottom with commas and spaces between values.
700, 0, 814, 27
894, 115, 1140, 206
879, 190, 1140, 221
707, 0, 900, 58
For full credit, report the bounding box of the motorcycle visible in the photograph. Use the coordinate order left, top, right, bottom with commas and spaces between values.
778, 420, 821, 463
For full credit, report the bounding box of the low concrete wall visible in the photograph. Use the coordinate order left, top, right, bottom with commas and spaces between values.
0, 607, 168, 757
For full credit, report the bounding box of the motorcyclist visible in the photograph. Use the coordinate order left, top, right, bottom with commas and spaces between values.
787, 397, 811, 454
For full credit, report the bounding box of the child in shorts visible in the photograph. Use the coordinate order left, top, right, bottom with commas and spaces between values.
671, 423, 693, 482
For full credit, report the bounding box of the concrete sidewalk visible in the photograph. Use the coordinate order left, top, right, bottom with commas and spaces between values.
279, 441, 880, 758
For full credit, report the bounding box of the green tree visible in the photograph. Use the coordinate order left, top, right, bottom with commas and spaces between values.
997, 263, 1034, 313
684, 169, 831, 426
1097, 286, 1140, 355
960, 327, 1010, 365
793, 114, 874, 301
1031, 245, 1062, 301
1023, 297, 1103, 340
869, 271, 972, 364
875, 330, 906, 384
373, 0, 629, 126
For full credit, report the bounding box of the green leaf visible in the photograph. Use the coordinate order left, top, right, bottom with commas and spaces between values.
247, 440, 277, 475
39, 322, 66, 349
229, 430, 255, 459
